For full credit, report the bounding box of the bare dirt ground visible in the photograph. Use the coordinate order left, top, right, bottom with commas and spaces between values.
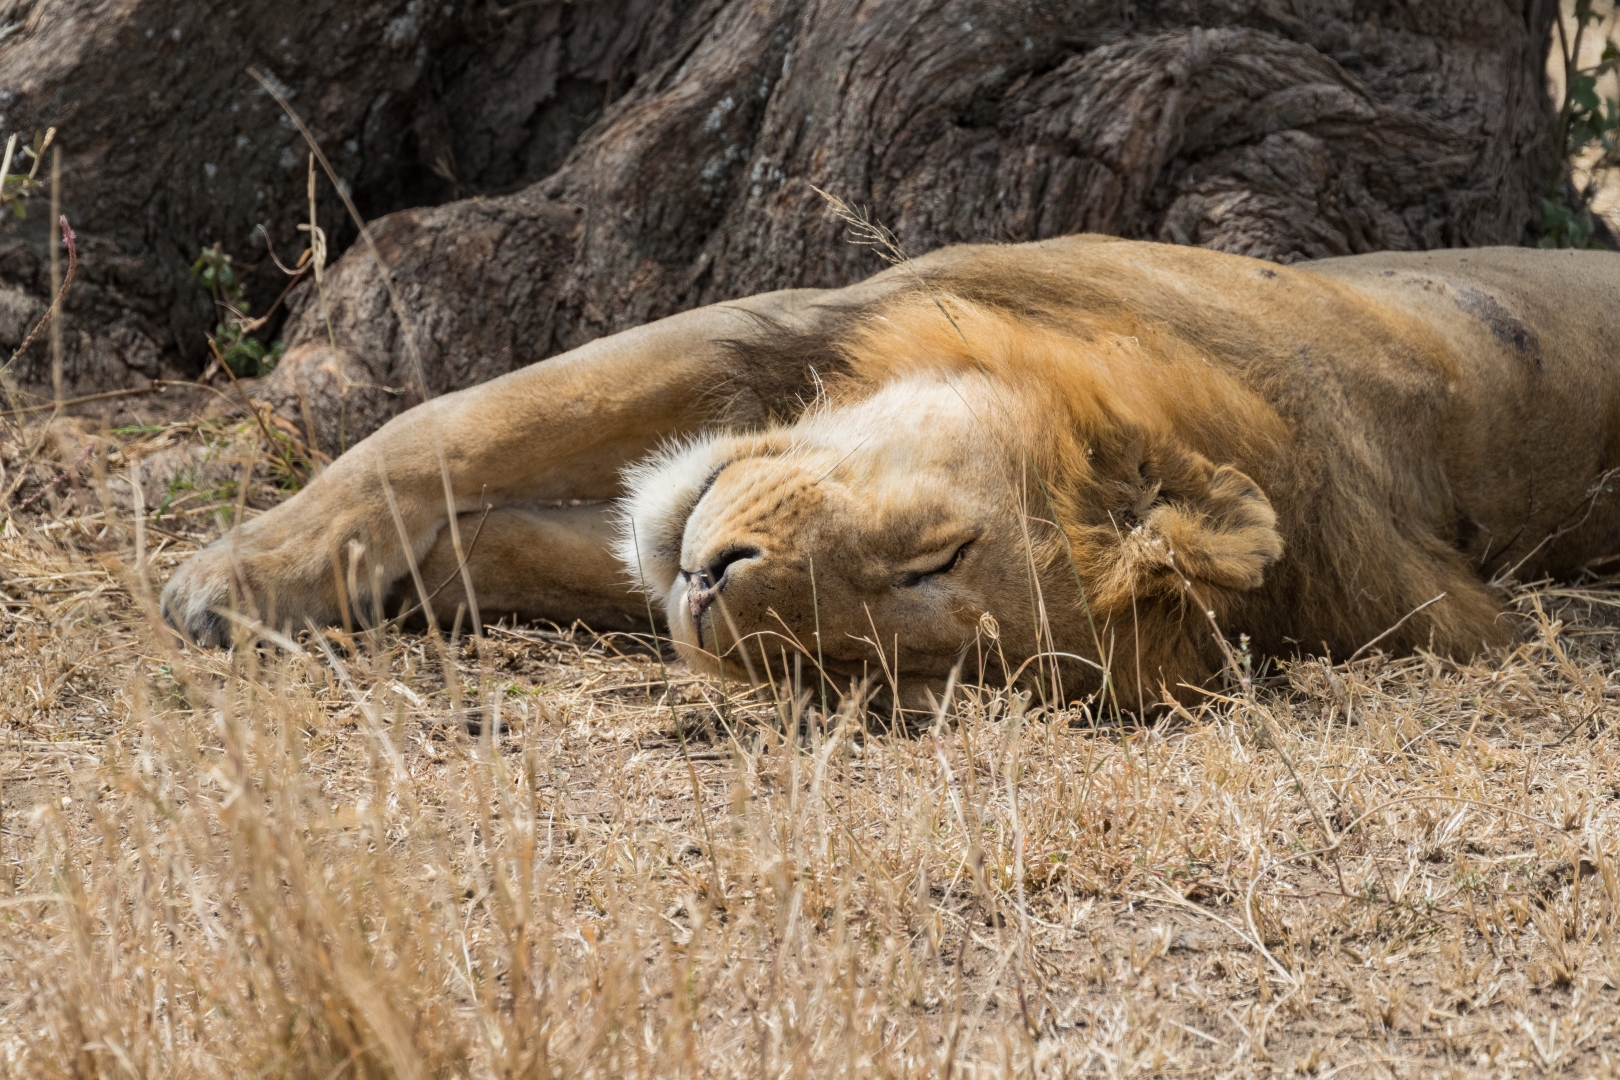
4, 407, 1620, 1078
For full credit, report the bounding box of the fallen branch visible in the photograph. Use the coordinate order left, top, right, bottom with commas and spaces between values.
1, 382, 172, 417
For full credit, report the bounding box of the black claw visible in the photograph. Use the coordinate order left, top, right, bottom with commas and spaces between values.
186, 610, 229, 649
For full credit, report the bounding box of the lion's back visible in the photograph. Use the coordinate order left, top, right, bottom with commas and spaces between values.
909, 237, 1620, 631
1299, 247, 1620, 580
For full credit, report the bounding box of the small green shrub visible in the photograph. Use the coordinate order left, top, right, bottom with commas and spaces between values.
0, 129, 54, 219
191, 242, 285, 378
1544, 1, 1620, 247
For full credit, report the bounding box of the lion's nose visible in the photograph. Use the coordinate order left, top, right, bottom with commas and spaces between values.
685, 545, 761, 621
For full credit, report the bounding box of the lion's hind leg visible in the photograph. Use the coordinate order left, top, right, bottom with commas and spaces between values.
397, 504, 648, 634
1372, 540, 1514, 661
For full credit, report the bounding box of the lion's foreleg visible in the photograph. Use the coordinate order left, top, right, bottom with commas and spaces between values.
402, 504, 645, 633
160, 292, 841, 645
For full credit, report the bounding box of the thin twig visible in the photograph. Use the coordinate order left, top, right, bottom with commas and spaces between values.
1347, 592, 1447, 663
1, 383, 169, 416
248, 68, 428, 403
385, 504, 493, 627
3, 215, 76, 374
212, 338, 305, 482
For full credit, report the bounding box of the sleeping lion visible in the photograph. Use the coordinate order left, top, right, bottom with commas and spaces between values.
161, 236, 1620, 710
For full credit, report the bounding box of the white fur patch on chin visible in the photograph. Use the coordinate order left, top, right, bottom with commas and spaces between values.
613, 432, 735, 595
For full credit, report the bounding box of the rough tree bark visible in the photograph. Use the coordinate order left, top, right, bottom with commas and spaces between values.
0, 0, 1558, 450
0, 0, 677, 393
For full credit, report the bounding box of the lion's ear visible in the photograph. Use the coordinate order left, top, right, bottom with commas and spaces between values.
1143, 462, 1281, 592
1102, 447, 1282, 603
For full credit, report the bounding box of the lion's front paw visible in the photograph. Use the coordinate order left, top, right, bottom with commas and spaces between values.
162, 538, 339, 646
159, 541, 241, 646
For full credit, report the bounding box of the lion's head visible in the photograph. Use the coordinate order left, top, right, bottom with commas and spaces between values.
615, 294, 1285, 710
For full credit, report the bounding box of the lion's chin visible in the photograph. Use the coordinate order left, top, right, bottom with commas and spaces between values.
666, 617, 714, 674
661, 589, 736, 680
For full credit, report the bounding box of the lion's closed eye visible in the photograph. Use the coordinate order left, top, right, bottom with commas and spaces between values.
897, 539, 974, 588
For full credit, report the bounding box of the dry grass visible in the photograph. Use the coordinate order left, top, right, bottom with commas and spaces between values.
5, 413, 1620, 1078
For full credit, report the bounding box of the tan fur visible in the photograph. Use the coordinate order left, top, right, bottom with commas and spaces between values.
162, 237, 1620, 709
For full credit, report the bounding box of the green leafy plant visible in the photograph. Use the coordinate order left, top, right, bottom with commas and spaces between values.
0, 128, 54, 220
191, 242, 285, 378
1544, 1, 1620, 247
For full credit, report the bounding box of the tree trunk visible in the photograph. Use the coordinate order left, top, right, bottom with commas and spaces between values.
0, 0, 683, 395
0, 1, 1557, 447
